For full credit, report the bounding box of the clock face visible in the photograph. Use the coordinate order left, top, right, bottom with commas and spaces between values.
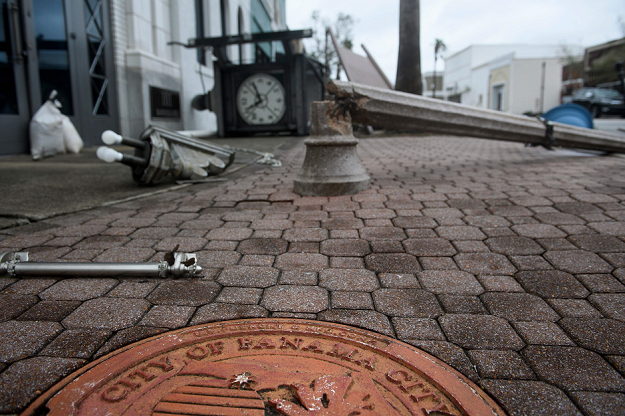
236, 73, 286, 125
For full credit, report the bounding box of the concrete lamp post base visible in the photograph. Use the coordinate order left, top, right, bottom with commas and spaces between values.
294, 101, 370, 196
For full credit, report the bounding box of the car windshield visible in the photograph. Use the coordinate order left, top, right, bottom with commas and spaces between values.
574, 89, 592, 98
575, 88, 623, 99
595, 89, 623, 99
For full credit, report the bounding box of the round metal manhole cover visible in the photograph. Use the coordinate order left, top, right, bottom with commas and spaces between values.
24, 319, 505, 416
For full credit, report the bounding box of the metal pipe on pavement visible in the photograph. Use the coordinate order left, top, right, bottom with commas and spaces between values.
12, 262, 164, 277
0, 252, 203, 278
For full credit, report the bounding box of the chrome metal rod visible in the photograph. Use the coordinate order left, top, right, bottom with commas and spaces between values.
13, 262, 163, 277
1, 251, 202, 278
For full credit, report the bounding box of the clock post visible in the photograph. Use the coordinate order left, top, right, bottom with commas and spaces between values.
179, 30, 324, 137
294, 101, 370, 196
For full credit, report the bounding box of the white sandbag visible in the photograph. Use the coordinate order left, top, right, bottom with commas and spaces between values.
29, 91, 65, 160
61, 115, 83, 153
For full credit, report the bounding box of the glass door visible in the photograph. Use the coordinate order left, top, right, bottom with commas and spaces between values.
31, 0, 75, 116
29, 0, 118, 147
0, 0, 30, 154
0, 0, 118, 156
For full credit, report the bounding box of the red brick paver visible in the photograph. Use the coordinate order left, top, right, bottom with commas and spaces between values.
3, 135, 625, 415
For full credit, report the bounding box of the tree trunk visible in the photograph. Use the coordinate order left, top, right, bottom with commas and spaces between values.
395, 0, 422, 95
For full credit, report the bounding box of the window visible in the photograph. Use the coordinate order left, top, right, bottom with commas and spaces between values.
194, 0, 206, 64
220, 0, 228, 36
251, 0, 271, 63
220, 0, 229, 60
238, 7, 243, 64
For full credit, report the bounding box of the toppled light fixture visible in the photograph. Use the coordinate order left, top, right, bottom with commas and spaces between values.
97, 125, 235, 185
0, 251, 202, 278
294, 80, 625, 197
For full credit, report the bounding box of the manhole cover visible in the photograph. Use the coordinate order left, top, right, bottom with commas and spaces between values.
24, 319, 505, 415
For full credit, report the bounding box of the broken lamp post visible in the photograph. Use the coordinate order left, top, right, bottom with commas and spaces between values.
295, 80, 625, 197
97, 125, 235, 185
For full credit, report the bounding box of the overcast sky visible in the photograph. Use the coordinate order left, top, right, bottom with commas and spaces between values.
286, 0, 624, 84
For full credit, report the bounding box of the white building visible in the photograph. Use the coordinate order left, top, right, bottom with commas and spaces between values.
1, 0, 286, 156
422, 72, 447, 100
443, 44, 583, 114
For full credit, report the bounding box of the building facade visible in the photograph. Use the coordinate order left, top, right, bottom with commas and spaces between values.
583, 37, 625, 88
0, 0, 286, 156
422, 72, 446, 100
443, 44, 583, 114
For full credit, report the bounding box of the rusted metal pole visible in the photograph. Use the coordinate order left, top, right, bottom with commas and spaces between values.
327, 80, 625, 153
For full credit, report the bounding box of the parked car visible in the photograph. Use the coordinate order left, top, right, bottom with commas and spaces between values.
571, 88, 625, 118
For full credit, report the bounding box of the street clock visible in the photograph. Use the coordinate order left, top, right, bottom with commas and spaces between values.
236, 73, 287, 125
226, 67, 292, 134
185, 30, 325, 137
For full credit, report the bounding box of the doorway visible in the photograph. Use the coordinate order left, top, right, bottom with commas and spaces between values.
491, 83, 506, 111
0, 0, 117, 156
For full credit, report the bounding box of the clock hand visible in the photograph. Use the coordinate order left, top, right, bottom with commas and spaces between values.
250, 92, 270, 110
251, 82, 262, 101
245, 101, 261, 111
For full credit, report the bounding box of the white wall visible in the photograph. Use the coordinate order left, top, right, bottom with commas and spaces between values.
111, 0, 185, 136
443, 47, 472, 103
444, 44, 581, 114
109, 0, 130, 136
171, 0, 214, 134
470, 64, 490, 108
510, 58, 563, 114
110, 0, 266, 137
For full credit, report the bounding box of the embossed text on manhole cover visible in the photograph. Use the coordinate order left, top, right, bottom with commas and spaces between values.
24, 319, 505, 415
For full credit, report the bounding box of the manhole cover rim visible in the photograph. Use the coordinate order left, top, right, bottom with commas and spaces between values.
23, 318, 505, 416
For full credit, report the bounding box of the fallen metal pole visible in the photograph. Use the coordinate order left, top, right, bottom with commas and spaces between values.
0, 252, 202, 278
327, 80, 625, 153
97, 125, 236, 185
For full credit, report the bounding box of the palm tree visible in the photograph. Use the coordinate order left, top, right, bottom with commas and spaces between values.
432, 39, 447, 99
396, 0, 422, 94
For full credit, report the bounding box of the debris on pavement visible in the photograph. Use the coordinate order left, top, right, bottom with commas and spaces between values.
97, 125, 235, 185
0, 250, 202, 278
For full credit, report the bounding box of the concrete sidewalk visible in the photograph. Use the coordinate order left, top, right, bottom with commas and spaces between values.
0, 136, 290, 227
2, 134, 625, 415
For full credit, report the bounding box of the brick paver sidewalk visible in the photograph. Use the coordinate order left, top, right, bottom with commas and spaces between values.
2, 135, 625, 415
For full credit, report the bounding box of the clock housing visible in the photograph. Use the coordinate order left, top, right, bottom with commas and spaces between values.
224, 64, 297, 135
187, 30, 325, 137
